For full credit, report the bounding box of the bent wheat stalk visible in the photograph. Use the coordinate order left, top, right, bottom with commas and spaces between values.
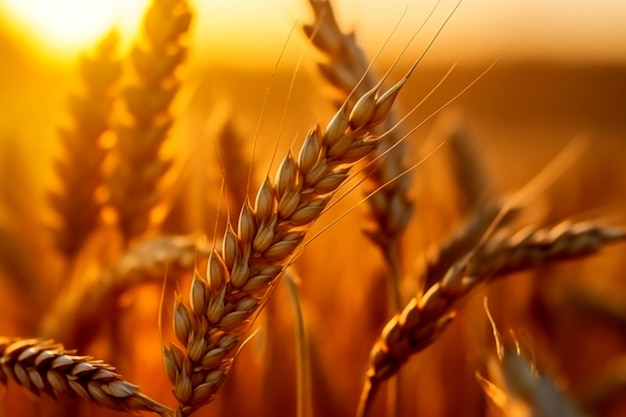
163, 70, 413, 417
42, 235, 210, 349
0, 337, 170, 416
357, 221, 626, 417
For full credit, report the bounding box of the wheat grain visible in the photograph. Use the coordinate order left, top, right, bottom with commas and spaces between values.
164, 72, 412, 416
0, 337, 171, 416
358, 221, 625, 417
466, 221, 624, 278
49, 29, 121, 259
109, 0, 192, 242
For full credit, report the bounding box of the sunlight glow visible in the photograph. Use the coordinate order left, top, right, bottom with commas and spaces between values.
0, 0, 149, 59
0, 0, 625, 66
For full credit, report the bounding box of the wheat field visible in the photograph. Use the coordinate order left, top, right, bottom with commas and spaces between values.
0, 0, 625, 416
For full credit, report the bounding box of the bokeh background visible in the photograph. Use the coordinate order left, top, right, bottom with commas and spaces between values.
0, 1, 625, 416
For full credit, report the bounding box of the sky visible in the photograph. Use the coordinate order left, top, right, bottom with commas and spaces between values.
1, 0, 625, 67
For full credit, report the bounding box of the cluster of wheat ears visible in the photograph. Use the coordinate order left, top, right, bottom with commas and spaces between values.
0, 0, 624, 416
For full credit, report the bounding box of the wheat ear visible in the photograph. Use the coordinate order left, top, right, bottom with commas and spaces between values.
110, 0, 192, 242
357, 221, 626, 417
41, 235, 210, 348
49, 29, 121, 258
304, 0, 412, 310
0, 337, 171, 415
163, 72, 411, 416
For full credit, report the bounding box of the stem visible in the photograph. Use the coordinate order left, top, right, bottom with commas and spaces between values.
384, 241, 403, 312
285, 271, 312, 417
384, 241, 403, 417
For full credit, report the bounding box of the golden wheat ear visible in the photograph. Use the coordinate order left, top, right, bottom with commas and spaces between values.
0, 337, 171, 416
163, 67, 413, 416
109, 0, 193, 243
357, 221, 625, 417
48, 28, 121, 259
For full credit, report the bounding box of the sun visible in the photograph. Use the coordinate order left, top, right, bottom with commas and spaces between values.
0, 0, 150, 59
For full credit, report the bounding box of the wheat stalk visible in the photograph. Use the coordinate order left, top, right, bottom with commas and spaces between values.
109, 0, 192, 242
49, 29, 121, 259
284, 270, 312, 417
304, 0, 412, 310
357, 221, 625, 417
163, 70, 412, 416
41, 235, 210, 349
0, 337, 171, 415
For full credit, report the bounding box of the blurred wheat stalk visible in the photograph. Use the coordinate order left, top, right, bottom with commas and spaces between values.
0, 1, 624, 417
